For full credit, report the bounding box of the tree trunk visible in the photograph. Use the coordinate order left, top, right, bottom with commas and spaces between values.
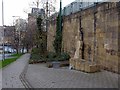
22, 47, 24, 53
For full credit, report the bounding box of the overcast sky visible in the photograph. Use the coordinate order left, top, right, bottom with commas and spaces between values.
0, 0, 75, 26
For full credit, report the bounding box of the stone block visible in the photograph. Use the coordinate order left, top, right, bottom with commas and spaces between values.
84, 64, 100, 73
80, 62, 85, 71
75, 60, 81, 70
69, 58, 76, 69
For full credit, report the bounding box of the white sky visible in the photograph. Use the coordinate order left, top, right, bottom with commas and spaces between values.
0, 0, 75, 26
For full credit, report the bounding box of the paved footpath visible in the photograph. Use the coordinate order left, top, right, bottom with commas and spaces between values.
2, 53, 30, 88
25, 63, 119, 88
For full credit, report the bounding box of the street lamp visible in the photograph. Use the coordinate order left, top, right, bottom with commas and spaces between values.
2, 0, 5, 61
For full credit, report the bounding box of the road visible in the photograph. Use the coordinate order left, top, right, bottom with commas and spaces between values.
0, 54, 12, 60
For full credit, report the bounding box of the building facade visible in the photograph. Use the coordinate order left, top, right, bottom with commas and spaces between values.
0, 26, 3, 45
0, 26, 15, 53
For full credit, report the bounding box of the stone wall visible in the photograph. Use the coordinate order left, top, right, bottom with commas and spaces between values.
47, 2, 120, 73
47, 20, 56, 52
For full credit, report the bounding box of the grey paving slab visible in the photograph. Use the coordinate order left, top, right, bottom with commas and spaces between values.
25, 63, 119, 88
2, 53, 30, 88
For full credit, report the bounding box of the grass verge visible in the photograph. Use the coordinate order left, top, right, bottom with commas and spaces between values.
0, 53, 23, 69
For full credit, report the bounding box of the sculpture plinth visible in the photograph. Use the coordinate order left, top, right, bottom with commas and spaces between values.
69, 36, 100, 73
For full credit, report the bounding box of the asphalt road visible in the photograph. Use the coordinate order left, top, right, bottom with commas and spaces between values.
0, 54, 12, 60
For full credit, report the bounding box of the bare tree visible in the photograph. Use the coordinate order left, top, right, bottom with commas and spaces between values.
12, 18, 27, 53
24, 14, 37, 52
23, 0, 57, 53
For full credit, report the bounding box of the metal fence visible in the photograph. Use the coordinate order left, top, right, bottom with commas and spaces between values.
62, 1, 100, 16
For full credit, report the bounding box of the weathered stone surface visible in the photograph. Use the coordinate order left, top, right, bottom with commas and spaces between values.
84, 63, 100, 73
47, 2, 119, 73
47, 23, 56, 52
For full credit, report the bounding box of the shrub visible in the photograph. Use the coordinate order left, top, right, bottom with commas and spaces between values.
46, 52, 57, 59
46, 52, 70, 61
30, 54, 40, 60
29, 53, 47, 64
59, 52, 70, 61
30, 51, 70, 64
31, 48, 40, 54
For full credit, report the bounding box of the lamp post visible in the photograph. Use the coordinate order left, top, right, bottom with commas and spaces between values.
2, 0, 5, 61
